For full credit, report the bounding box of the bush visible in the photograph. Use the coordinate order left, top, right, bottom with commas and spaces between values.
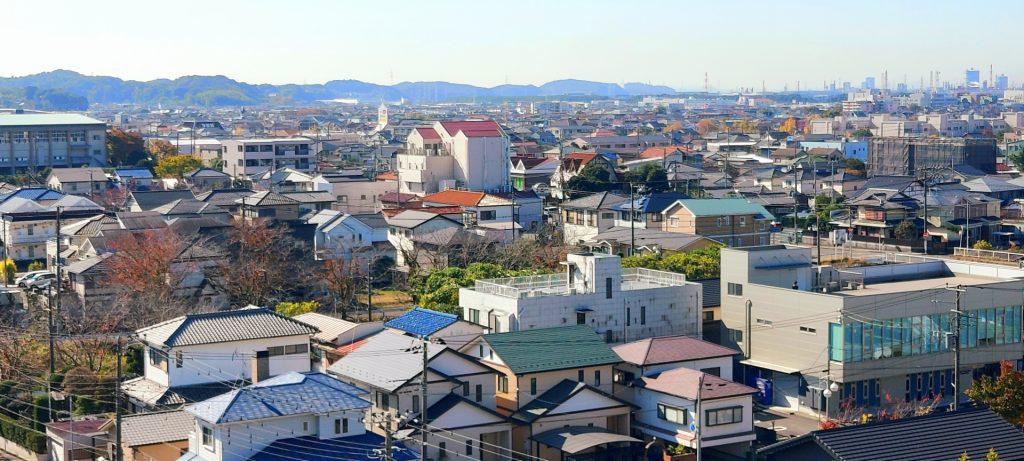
1, 259, 14, 285
0, 414, 46, 453
973, 240, 994, 250
26, 261, 44, 272
275, 300, 320, 317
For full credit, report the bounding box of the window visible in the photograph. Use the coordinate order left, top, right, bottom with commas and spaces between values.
701, 367, 721, 377
468, 309, 480, 325
703, 310, 714, 321
478, 345, 484, 357
594, 370, 601, 386
201, 425, 214, 450
342, 418, 349, 433
626, 308, 631, 326
576, 312, 586, 325
412, 395, 420, 413
479, 210, 496, 221
465, 441, 473, 456
727, 283, 743, 296
756, 318, 773, 327
730, 329, 744, 343
149, 348, 168, 372
530, 378, 537, 395
800, 326, 817, 335
475, 384, 483, 402
657, 403, 687, 425
334, 419, 342, 434
380, 393, 390, 410
706, 406, 744, 426
578, 370, 585, 382
605, 277, 613, 299
285, 344, 308, 355
498, 376, 509, 393
669, 217, 680, 226
92, 134, 101, 141
303, 421, 309, 432
175, 351, 183, 368
26, 224, 33, 236
640, 306, 646, 325
439, 442, 447, 458
463, 382, 470, 396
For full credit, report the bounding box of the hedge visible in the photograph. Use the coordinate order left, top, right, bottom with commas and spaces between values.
0, 414, 46, 453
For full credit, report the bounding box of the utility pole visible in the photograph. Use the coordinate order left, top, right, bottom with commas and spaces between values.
47, 285, 54, 421
629, 183, 635, 256
114, 336, 123, 461
419, 338, 429, 461
695, 372, 705, 461
946, 284, 966, 411
383, 412, 394, 461
366, 256, 374, 321
54, 206, 62, 336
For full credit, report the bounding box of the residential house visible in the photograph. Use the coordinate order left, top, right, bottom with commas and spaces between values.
549, 152, 617, 200
221, 137, 316, 176
318, 177, 396, 214
280, 190, 335, 214
661, 198, 775, 247
398, 121, 510, 195
460, 326, 642, 461
571, 134, 671, 160
422, 189, 539, 236
291, 312, 383, 367
179, 372, 415, 461
194, 188, 253, 215
611, 192, 690, 231
113, 168, 156, 190
46, 167, 108, 195
0, 194, 103, 263
509, 156, 557, 192
612, 335, 741, 383
122, 307, 319, 411
46, 417, 109, 461
308, 210, 392, 263
236, 191, 301, 221
757, 408, 1024, 461
385, 209, 464, 269
125, 190, 196, 212
384, 307, 486, 341
102, 410, 192, 461
183, 168, 232, 191
253, 167, 316, 192
459, 252, 702, 340
720, 246, 1024, 414
582, 227, 719, 256
328, 330, 513, 461
561, 192, 629, 245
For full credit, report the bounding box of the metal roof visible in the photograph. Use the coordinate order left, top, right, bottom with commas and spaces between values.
669, 198, 775, 219
613, 335, 739, 366
384, 307, 459, 337
483, 325, 622, 375
328, 330, 446, 392
135, 306, 318, 348
187, 372, 369, 424
531, 426, 641, 455
0, 113, 105, 127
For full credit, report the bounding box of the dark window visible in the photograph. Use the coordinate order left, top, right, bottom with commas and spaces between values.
594, 370, 601, 386
700, 367, 721, 377
334, 419, 341, 434
626, 308, 631, 326
343, 418, 348, 433
475, 384, 483, 402
576, 312, 586, 325
578, 370, 585, 382
641, 306, 646, 325
466, 441, 473, 456
530, 378, 537, 395
175, 351, 183, 368
462, 382, 470, 396
149, 348, 168, 372
605, 277, 613, 298
480, 210, 496, 220
412, 395, 420, 413
727, 283, 743, 296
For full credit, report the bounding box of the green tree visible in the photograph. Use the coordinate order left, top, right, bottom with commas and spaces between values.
960, 452, 971, 461
894, 220, 918, 240
628, 163, 669, 193
814, 194, 846, 234
412, 263, 551, 313
987, 448, 1000, 461
973, 240, 994, 250
851, 128, 873, 138
155, 155, 203, 179
275, 300, 320, 317
1009, 151, 1024, 174
566, 162, 615, 195
621, 245, 723, 280
106, 129, 148, 166
966, 361, 1024, 425
845, 158, 866, 176
26, 261, 44, 272
2, 258, 14, 285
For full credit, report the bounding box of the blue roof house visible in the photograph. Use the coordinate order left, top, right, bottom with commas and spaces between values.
384, 307, 485, 339
178, 372, 417, 461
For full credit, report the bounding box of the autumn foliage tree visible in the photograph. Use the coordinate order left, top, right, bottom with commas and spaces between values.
695, 119, 718, 135
147, 139, 179, 159
106, 129, 148, 166
779, 117, 798, 134
967, 360, 1024, 425
218, 218, 310, 307
101, 228, 192, 329
155, 155, 203, 178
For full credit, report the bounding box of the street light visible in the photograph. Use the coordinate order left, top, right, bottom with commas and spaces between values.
821, 380, 840, 422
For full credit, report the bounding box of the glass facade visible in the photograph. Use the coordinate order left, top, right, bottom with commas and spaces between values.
829, 306, 1022, 363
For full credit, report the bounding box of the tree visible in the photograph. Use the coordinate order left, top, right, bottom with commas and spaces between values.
894, 220, 918, 240
973, 240, 994, 250
2, 258, 14, 285
960, 452, 971, 461
276, 300, 319, 317
845, 158, 866, 177
987, 448, 1000, 461
147, 139, 179, 159
621, 245, 722, 280
662, 121, 682, 133
1008, 150, 1024, 174
320, 258, 361, 319
155, 155, 203, 179
101, 228, 195, 330
814, 194, 846, 234
106, 129, 148, 166
695, 119, 718, 135
966, 361, 1024, 425
779, 117, 798, 134
565, 162, 615, 195
628, 163, 669, 193
218, 219, 311, 307
26, 261, 44, 272
851, 128, 874, 138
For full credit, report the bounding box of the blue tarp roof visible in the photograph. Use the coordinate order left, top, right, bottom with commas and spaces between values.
384, 307, 459, 337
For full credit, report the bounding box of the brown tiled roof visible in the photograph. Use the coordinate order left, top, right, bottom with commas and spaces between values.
636, 367, 758, 400
422, 190, 486, 207
613, 335, 739, 365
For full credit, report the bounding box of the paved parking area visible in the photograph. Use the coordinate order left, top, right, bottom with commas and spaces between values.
754, 407, 824, 439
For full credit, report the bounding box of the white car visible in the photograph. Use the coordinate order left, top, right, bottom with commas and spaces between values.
25, 273, 56, 291
16, 271, 50, 287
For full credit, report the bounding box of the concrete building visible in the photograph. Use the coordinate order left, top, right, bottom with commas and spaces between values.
867, 137, 997, 176
459, 253, 702, 342
221, 137, 316, 177
398, 121, 510, 195
0, 112, 107, 172
719, 246, 1024, 416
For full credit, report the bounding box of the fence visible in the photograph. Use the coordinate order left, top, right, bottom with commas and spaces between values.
953, 247, 1024, 266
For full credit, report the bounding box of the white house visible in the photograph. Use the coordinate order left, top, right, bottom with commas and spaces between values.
179, 372, 416, 461
385, 209, 464, 268
458, 253, 702, 342
309, 210, 393, 263
122, 307, 319, 411
398, 121, 510, 195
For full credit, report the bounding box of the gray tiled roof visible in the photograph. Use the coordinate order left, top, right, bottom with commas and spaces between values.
328, 330, 446, 392
187, 372, 370, 424
128, 190, 197, 210
118, 410, 193, 446
561, 192, 629, 210
136, 306, 318, 348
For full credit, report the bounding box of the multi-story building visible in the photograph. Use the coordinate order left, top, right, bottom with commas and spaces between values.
719, 246, 1024, 416
867, 137, 997, 176
459, 252, 702, 341
0, 112, 107, 172
660, 199, 775, 247
398, 121, 510, 195
221, 137, 316, 177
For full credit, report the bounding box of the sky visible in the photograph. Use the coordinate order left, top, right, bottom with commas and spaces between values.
6, 0, 1020, 91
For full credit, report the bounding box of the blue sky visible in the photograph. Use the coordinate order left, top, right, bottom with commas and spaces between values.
8, 0, 1018, 90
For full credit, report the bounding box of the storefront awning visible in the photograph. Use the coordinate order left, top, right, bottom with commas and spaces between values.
532, 427, 641, 454
740, 358, 801, 375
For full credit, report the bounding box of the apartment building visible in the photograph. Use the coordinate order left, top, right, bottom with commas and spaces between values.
0, 112, 107, 171
660, 199, 775, 247
221, 137, 316, 177
398, 121, 510, 195
459, 252, 702, 342
719, 246, 1024, 416
867, 137, 997, 176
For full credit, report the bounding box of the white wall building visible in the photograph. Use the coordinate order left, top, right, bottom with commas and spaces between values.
459, 253, 702, 341
398, 121, 510, 195
221, 137, 317, 177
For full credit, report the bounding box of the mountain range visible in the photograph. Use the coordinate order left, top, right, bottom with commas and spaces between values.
0, 70, 678, 109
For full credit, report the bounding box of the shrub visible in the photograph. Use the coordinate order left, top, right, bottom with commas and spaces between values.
973, 240, 994, 251
26, 261, 44, 272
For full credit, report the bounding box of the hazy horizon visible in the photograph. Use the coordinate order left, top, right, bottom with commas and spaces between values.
9, 0, 1020, 92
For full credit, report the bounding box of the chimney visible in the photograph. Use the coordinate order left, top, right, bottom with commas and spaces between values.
251, 350, 269, 383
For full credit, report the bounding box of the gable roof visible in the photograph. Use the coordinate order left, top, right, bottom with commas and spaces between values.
613, 335, 740, 366
669, 198, 775, 219
439, 120, 503, 138
512, 379, 634, 423
328, 330, 447, 392
561, 191, 629, 211
238, 190, 300, 207
413, 127, 440, 140
136, 306, 318, 348
384, 307, 459, 337
187, 372, 369, 424
758, 407, 1024, 461
422, 190, 486, 207
110, 409, 193, 447
48, 167, 107, 183
250, 433, 417, 461
484, 325, 621, 375
128, 190, 196, 210
184, 168, 230, 179
387, 209, 461, 229
635, 367, 758, 400
425, 392, 511, 430
292, 312, 380, 344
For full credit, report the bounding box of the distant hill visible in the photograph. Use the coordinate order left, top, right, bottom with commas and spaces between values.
0, 70, 679, 108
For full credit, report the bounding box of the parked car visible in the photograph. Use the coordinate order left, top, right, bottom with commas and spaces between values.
15, 270, 49, 287
25, 273, 56, 291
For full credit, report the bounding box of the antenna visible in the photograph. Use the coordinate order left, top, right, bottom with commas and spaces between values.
704, 72, 708, 93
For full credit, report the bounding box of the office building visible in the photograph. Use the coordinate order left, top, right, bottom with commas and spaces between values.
221, 137, 316, 177
0, 112, 107, 172
867, 137, 997, 176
